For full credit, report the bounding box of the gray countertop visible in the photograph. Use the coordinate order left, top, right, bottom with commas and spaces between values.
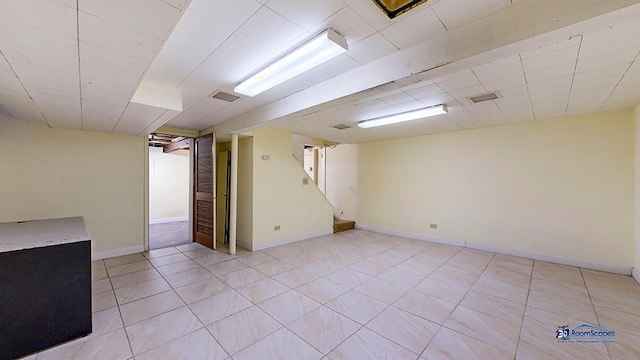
0, 217, 90, 253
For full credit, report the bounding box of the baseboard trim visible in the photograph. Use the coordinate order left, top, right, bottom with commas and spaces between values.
252, 229, 334, 252
149, 217, 188, 225
633, 268, 640, 285
92, 245, 144, 261
355, 225, 466, 247
355, 224, 632, 275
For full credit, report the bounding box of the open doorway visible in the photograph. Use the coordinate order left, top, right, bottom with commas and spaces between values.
303, 145, 326, 195
148, 133, 192, 250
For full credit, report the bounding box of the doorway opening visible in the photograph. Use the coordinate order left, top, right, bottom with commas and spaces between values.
148, 133, 192, 250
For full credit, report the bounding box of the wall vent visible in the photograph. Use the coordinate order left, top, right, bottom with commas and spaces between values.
211, 91, 240, 102
331, 123, 351, 130
468, 91, 502, 104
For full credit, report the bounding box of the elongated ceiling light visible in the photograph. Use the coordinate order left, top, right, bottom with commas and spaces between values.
357, 104, 448, 129
234, 29, 348, 97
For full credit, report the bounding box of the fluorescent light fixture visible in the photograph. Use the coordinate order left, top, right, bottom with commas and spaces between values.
357, 104, 448, 129
234, 29, 348, 97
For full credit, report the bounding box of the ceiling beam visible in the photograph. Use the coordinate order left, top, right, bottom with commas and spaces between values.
163, 139, 190, 153
206, 0, 640, 137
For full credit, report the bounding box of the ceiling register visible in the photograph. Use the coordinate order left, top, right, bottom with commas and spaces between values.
372, 0, 430, 19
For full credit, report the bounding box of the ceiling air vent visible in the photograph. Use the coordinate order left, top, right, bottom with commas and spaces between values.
372, 0, 430, 19
331, 123, 351, 130
211, 91, 240, 102
468, 91, 502, 104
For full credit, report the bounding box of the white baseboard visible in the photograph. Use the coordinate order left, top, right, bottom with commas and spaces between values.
355, 224, 632, 275
252, 228, 334, 252
356, 224, 466, 247
149, 217, 188, 225
633, 268, 640, 285
92, 245, 144, 261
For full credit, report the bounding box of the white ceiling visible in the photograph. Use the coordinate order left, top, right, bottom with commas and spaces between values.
1, 0, 640, 143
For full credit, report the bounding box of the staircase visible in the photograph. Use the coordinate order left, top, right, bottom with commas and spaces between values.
333, 218, 355, 233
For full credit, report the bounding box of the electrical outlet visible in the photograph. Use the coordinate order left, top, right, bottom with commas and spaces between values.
430, 224, 438, 229
274, 225, 281, 231
302, 178, 309, 185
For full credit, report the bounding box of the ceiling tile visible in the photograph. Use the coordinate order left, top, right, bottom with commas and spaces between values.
79, 12, 162, 61
404, 83, 444, 99
112, 103, 167, 135
578, 19, 640, 60
525, 62, 576, 84
520, 37, 581, 60
521, 45, 578, 73
482, 73, 527, 92
380, 8, 446, 50
348, 33, 398, 64
0, 0, 77, 41
346, 0, 397, 31
463, 101, 507, 126
82, 99, 129, 133
144, 8, 247, 87
313, 54, 362, 77
310, 6, 377, 44
30, 92, 81, 129
431, 0, 511, 30
576, 47, 640, 73
80, 0, 181, 39
433, 69, 480, 92
266, 0, 347, 31
472, 55, 523, 83
447, 84, 487, 102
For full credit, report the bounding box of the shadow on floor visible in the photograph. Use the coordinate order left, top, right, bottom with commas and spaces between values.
149, 220, 191, 250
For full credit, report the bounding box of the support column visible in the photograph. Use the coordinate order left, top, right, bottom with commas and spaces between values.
229, 134, 239, 255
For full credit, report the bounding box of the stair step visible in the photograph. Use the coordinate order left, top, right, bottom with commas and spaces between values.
333, 219, 355, 233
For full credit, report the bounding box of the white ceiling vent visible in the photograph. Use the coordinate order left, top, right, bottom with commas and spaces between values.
331, 123, 352, 130
468, 91, 502, 104
211, 91, 240, 102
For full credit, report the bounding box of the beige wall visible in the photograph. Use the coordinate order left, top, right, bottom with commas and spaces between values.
252, 128, 333, 249
358, 110, 634, 267
326, 144, 358, 221
237, 138, 253, 249
635, 104, 640, 273
0, 115, 145, 256
148, 147, 190, 222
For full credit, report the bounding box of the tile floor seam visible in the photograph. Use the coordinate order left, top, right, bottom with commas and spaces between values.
581, 267, 613, 360
432, 251, 520, 356
513, 258, 535, 359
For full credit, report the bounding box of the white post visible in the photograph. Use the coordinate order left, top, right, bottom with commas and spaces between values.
229, 134, 239, 255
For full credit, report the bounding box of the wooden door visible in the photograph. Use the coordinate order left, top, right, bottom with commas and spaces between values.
193, 134, 216, 249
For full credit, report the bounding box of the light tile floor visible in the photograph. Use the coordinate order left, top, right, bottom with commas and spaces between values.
26, 230, 640, 359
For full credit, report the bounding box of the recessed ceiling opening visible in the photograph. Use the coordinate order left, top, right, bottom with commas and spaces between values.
372, 0, 430, 19
211, 91, 240, 102
468, 91, 503, 104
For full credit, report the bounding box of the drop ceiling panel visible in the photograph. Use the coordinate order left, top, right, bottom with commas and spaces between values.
80, 0, 181, 39
471, 55, 523, 83
267, 0, 347, 31
521, 45, 579, 73
431, 0, 511, 30
0, 90, 47, 126
29, 92, 81, 129
482, 73, 527, 92
310, 6, 377, 44
578, 20, 640, 60
525, 62, 576, 84
145, 0, 262, 87
0, 0, 77, 41
112, 103, 168, 135
380, 8, 446, 50
78, 12, 162, 61
167, 97, 235, 129
348, 33, 398, 64
313, 54, 362, 77
82, 99, 129, 133
464, 101, 507, 126
343, 0, 396, 31
433, 69, 480, 92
